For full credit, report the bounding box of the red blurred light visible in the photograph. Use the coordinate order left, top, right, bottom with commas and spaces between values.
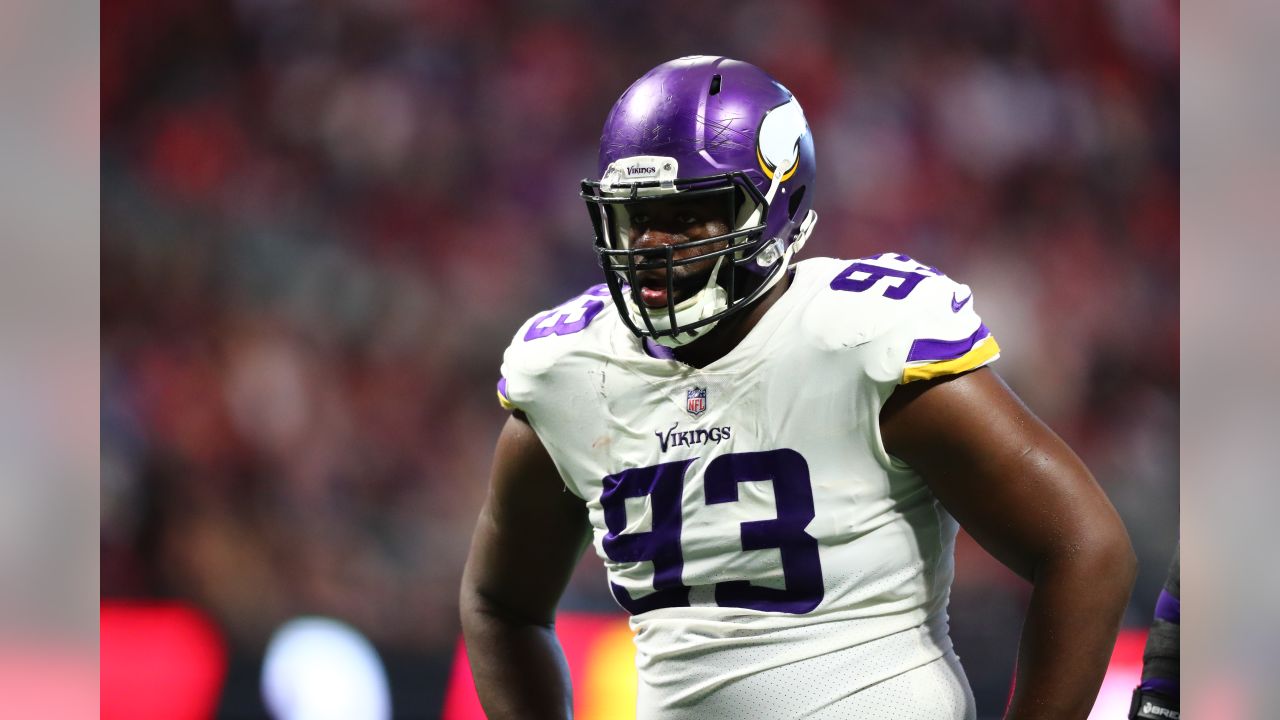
100, 601, 228, 720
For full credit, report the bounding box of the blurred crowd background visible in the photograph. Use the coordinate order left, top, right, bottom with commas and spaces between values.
101, 0, 1178, 715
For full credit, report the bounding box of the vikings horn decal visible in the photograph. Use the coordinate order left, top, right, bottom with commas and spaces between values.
756, 98, 807, 182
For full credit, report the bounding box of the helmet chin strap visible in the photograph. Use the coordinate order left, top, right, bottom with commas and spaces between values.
626, 210, 819, 349
791, 208, 818, 256
627, 256, 730, 348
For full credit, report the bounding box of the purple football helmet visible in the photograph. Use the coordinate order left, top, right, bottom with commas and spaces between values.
582, 56, 818, 347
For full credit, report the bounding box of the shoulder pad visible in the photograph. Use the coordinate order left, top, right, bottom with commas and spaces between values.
497, 284, 615, 411
809, 253, 1000, 385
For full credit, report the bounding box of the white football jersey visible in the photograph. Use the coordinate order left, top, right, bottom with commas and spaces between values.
497, 254, 997, 719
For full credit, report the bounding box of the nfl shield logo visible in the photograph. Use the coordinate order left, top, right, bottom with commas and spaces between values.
686, 387, 707, 417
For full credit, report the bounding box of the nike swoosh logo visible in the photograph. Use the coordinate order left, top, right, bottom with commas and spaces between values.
951, 292, 972, 313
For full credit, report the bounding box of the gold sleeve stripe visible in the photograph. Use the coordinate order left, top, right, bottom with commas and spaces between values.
497, 390, 517, 411
901, 335, 1001, 383
496, 377, 518, 411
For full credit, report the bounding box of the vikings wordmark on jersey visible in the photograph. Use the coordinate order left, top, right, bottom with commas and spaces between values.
496, 253, 998, 718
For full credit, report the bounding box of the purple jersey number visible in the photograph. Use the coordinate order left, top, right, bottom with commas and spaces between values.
599, 449, 823, 615
704, 449, 822, 613
830, 254, 939, 299
601, 459, 695, 614
523, 284, 610, 341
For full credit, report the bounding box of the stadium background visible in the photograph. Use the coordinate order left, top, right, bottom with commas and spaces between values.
100, 0, 1178, 717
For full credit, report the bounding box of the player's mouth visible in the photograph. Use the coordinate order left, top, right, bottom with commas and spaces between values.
636, 274, 700, 308
638, 281, 672, 308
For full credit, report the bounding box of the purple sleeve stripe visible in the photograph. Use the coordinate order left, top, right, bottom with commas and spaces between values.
1140, 677, 1179, 698
496, 377, 517, 411
1154, 589, 1180, 624
906, 324, 990, 363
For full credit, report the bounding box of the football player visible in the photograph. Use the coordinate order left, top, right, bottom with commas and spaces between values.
460, 56, 1136, 719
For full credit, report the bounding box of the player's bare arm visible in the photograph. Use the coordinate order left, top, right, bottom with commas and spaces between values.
459, 411, 590, 720
881, 367, 1137, 720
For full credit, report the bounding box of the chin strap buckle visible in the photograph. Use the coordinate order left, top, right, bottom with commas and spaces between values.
792, 209, 818, 257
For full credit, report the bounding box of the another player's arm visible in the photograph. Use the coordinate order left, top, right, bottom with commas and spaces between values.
881, 367, 1137, 720
1130, 544, 1179, 719
460, 410, 591, 720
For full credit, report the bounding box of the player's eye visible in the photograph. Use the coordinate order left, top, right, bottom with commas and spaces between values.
630, 214, 650, 226
677, 215, 699, 225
